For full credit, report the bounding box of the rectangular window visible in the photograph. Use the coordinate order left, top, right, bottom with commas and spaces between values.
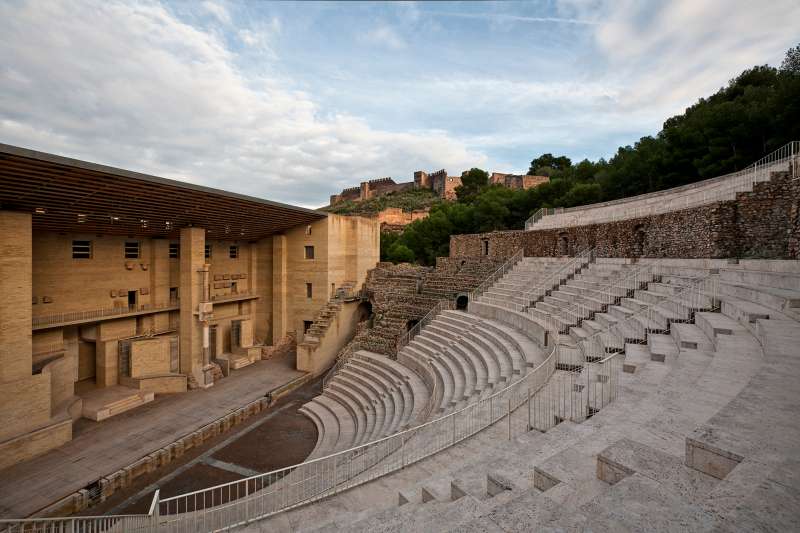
169, 243, 179, 258
303, 320, 313, 334
229, 245, 239, 259
306, 282, 313, 298
72, 240, 92, 259
482, 239, 489, 256
205, 244, 212, 259
124, 241, 140, 259
304, 245, 315, 260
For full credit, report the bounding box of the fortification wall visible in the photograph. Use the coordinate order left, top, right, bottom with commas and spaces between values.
450, 169, 799, 260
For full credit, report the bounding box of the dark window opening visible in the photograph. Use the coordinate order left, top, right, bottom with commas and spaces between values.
169, 287, 178, 303
72, 240, 92, 259
306, 282, 313, 298
303, 320, 313, 334
304, 245, 315, 260
124, 241, 140, 259
127, 290, 137, 307
481, 239, 489, 256
205, 244, 212, 259
229, 245, 239, 259
169, 243, 179, 258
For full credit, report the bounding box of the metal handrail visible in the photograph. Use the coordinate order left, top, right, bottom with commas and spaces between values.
468, 249, 524, 302
525, 141, 799, 230
2, 255, 628, 532
579, 274, 719, 362
32, 300, 180, 328
517, 247, 594, 307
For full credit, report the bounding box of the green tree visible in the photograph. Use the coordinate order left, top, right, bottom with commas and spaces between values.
781, 43, 800, 73
386, 243, 415, 263
528, 153, 572, 175
455, 168, 489, 203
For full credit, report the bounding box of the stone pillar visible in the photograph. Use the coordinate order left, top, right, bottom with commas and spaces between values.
272, 234, 288, 341
254, 237, 273, 344
149, 239, 170, 307
0, 211, 32, 382
179, 228, 205, 384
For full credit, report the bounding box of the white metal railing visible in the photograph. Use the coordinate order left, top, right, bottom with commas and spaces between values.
517, 247, 594, 308
152, 338, 573, 531
468, 249, 524, 302
32, 300, 179, 328
395, 299, 455, 354
546, 262, 662, 334
525, 141, 800, 230
0, 490, 160, 533
579, 274, 719, 363
2, 255, 628, 533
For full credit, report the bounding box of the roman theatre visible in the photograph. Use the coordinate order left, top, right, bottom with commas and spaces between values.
0, 142, 799, 532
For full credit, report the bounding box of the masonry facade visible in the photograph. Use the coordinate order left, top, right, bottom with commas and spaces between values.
0, 145, 379, 470
450, 169, 800, 260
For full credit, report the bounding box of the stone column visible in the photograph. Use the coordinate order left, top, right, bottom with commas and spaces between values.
0, 211, 32, 382
179, 227, 206, 385
272, 234, 288, 341
254, 237, 273, 344
149, 238, 170, 307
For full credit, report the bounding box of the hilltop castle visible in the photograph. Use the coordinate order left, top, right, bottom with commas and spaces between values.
329, 169, 549, 205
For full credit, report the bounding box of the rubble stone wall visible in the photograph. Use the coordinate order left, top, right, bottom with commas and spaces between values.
450, 170, 799, 260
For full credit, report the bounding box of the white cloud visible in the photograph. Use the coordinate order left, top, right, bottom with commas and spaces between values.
564, 0, 800, 113
0, 1, 484, 207
359, 25, 407, 51
202, 0, 231, 26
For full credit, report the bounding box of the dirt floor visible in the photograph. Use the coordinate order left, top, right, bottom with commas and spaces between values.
85, 375, 321, 516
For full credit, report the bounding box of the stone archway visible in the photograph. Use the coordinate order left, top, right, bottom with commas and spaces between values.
456, 294, 469, 310
633, 225, 647, 257
558, 232, 570, 256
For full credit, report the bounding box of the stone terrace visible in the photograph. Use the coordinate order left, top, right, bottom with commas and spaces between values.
245, 258, 800, 533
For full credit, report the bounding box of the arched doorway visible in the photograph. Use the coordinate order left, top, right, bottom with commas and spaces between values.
456, 294, 469, 310
355, 301, 373, 328
558, 233, 570, 256
406, 319, 419, 331
633, 225, 647, 257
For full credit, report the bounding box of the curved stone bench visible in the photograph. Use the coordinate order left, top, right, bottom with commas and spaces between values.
325, 383, 368, 446
301, 399, 341, 459
340, 368, 395, 439
346, 363, 403, 435
353, 358, 415, 430
419, 329, 478, 401
331, 376, 377, 445
437, 315, 500, 388
426, 323, 485, 395
409, 339, 463, 408
314, 395, 357, 453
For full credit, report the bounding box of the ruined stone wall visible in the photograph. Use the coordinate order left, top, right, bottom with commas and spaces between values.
450, 169, 799, 260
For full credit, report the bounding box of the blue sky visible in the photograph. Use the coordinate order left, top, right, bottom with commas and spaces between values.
1, 1, 798, 207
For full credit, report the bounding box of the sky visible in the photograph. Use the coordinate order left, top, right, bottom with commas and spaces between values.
1, 1, 798, 208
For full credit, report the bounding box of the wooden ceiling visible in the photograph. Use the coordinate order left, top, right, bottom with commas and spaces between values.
0, 144, 326, 240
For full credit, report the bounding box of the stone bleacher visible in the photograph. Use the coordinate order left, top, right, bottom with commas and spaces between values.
248, 256, 800, 532
525, 146, 798, 231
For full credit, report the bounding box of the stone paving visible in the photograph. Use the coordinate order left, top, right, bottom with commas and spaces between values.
0, 354, 304, 518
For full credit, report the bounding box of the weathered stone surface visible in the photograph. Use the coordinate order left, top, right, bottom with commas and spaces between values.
450, 169, 800, 260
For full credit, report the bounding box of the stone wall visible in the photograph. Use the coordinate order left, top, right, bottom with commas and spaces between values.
490, 173, 550, 191
450, 169, 799, 260
339, 257, 504, 357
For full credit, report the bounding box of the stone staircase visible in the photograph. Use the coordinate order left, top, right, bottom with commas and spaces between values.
243, 258, 800, 532
80, 386, 155, 421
